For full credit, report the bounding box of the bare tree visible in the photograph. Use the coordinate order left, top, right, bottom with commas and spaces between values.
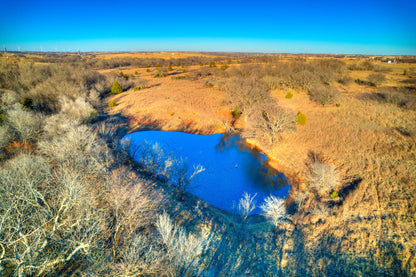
238, 192, 257, 222
260, 196, 288, 228
306, 161, 341, 197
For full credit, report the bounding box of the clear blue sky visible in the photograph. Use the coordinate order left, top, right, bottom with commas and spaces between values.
1, 0, 415, 55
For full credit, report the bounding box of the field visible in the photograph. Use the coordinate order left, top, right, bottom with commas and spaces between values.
0, 51, 415, 276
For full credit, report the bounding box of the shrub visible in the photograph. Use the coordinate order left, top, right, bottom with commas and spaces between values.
310, 85, 341, 106
371, 87, 416, 110
238, 192, 257, 221
220, 64, 228, 70
59, 97, 95, 122
337, 76, 353, 85
22, 97, 33, 109
231, 107, 242, 119
285, 91, 293, 99
88, 88, 101, 107
182, 69, 188, 73
306, 162, 341, 196
156, 212, 212, 271
134, 78, 148, 90
209, 61, 217, 67
1, 89, 19, 107
146, 68, 151, 72
153, 71, 166, 78
0, 125, 11, 149
295, 112, 307, 125
111, 80, 123, 94
6, 105, 43, 143
0, 153, 106, 276
175, 76, 185, 79
108, 100, 117, 107
349, 60, 375, 71
262, 76, 282, 90
260, 195, 287, 228
330, 191, 339, 199
367, 73, 386, 87
223, 77, 270, 113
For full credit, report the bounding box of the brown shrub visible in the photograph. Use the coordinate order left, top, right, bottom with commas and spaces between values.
310, 85, 341, 106
367, 73, 386, 87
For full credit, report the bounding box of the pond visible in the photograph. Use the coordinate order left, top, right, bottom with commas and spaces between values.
122, 131, 290, 214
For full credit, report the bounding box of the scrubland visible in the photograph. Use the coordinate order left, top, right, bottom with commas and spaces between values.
0, 52, 415, 276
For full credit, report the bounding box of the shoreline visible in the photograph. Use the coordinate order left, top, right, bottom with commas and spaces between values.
123, 118, 301, 195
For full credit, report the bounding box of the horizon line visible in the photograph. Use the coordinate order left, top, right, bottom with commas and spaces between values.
2, 50, 415, 57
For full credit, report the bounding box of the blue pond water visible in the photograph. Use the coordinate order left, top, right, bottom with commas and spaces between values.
122, 131, 290, 214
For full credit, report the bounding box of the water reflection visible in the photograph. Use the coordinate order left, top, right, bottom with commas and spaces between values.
123, 131, 290, 213
216, 133, 289, 192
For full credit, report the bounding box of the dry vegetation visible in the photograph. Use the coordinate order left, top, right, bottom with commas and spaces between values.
1, 51, 415, 276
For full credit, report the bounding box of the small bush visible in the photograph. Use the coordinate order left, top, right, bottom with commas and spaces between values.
336, 103, 341, 107
330, 191, 339, 199
154, 71, 166, 78
182, 69, 188, 73
295, 112, 307, 125
146, 68, 150, 72
111, 80, 123, 94
108, 100, 117, 107
285, 91, 293, 99
175, 76, 185, 79
0, 111, 5, 124
22, 97, 34, 109
231, 107, 242, 119
337, 76, 353, 85
367, 73, 386, 87
220, 64, 228, 71
310, 85, 341, 106
209, 61, 217, 68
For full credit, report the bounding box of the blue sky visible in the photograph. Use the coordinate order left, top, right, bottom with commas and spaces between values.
1, 0, 415, 54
